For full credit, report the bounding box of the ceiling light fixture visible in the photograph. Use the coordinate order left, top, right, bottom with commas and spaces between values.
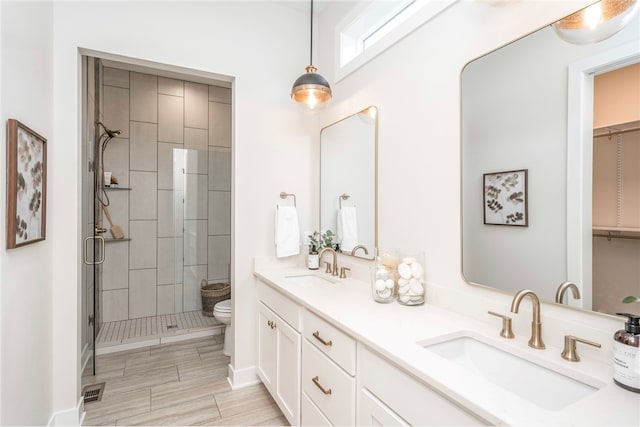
553, 0, 639, 44
291, 0, 332, 109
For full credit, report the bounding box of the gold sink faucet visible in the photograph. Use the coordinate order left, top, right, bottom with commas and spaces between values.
510, 289, 545, 349
555, 281, 580, 304
351, 245, 369, 256
319, 247, 339, 276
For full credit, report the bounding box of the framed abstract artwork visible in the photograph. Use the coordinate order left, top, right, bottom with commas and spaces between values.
483, 169, 528, 226
6, 119, 47, 248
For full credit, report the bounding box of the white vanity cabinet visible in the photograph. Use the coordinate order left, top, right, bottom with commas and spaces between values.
357, 344, 489, 426
301, 310, 357, 426
257, 281, 301, 426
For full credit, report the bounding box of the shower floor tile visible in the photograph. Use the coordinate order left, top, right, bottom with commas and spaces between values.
95, 311, 223, 354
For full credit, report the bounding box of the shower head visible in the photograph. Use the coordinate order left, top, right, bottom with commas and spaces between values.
97, 121, 121, 138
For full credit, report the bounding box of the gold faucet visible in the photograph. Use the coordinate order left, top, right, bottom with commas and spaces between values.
319, 247, 339, 276
351, 245, 369, 256
561, 335, 601, 362
510, 289, 545, 349
555, 281, 581, 304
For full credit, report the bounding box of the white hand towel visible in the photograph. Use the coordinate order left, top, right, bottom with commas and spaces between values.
337, 206, 358, 252
275, 206, 300, 258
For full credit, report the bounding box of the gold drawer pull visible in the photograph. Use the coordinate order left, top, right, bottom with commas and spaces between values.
267, 320, 276, 329
312, 331, 332, 347
312, 376, 332, 395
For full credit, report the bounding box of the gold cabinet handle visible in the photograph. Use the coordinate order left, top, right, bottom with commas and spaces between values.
267, 320, 276, 329
312, 376, 332, 395
312, 331, 332, 347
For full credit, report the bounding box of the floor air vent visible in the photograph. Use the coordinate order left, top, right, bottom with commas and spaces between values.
82, 382, 105, 404
167, 324, 178, 330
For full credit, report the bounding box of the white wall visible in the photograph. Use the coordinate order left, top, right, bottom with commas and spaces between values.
0, 1, 54, 425
317, 0, 628, 364
47, 0, 314, 419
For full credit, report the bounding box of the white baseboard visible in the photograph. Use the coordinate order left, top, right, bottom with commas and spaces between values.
227, 364, 261, 390
48, 396, 83, 426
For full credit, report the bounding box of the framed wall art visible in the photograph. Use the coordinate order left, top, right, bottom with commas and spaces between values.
6, 119, 47, 248
483, 169, 528, 226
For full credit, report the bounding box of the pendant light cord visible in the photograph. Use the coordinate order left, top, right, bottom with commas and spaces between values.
310, 0, 314, 66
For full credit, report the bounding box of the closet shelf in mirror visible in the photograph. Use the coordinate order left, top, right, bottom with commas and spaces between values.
592, 227, 640, 240
104, 187, 131, 191
104, 238, 131, 243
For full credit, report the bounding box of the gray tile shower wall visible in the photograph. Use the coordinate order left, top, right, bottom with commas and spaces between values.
101, 66, 231, 322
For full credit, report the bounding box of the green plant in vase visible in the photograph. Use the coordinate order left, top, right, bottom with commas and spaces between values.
321, 230, 336, 251
308, 231, 322, 255
307, 231, 321, 270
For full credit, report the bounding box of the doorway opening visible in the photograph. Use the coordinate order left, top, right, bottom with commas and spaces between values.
80, 54, 233, 375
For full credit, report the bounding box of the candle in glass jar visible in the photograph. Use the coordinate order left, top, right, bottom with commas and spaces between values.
380, 252, 399, 269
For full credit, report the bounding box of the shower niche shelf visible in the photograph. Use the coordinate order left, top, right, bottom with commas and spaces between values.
103, 186, 131, 191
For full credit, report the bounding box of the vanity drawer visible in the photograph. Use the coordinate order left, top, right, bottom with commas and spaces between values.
257, 280, 301, 331
302, 340, 355, 426
302, 392, 332, 426
358, 344, 489, 426
303, 309, 356, 375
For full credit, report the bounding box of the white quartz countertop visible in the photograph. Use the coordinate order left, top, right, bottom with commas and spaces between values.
254, 264, 640, 426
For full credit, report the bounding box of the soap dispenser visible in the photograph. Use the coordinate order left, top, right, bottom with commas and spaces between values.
613, 313, 640, 393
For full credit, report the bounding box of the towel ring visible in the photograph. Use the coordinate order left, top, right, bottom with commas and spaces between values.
339, 193, 350, 209
279, 192, 296, 207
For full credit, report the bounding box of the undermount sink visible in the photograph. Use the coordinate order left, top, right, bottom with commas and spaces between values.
284, 273, 338, 286
419, 334, 601, 411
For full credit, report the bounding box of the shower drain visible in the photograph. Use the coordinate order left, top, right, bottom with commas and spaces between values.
167, 324, 178, 330
82, 382, 105, 404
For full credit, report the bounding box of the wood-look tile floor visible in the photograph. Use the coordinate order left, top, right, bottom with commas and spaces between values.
82, 335, 288, 426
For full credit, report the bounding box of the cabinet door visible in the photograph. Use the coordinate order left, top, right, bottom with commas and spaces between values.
257, 303, 276, 393
358, 388, 409, 426
275, 314, 301, 425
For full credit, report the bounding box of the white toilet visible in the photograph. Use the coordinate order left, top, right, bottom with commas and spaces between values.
213, 299, 232, 356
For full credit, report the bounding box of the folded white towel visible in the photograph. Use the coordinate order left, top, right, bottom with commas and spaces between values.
275, 205, 300, 258
337, 206, 358, 252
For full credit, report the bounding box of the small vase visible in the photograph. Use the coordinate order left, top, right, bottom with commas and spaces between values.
307, 253, 319, 270
371, 248, 399, 303
397, 251, 425, 306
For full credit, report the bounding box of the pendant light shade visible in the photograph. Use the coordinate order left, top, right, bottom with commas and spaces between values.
291, 65, 332, 106
291, 0, 332, 108
553, 0, 639, 44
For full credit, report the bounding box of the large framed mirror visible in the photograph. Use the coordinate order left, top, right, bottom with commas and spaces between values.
461, 5, 639, 315
320, 106, 378, 259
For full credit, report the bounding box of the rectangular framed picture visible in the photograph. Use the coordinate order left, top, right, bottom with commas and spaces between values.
6, 119, 47, 248
483, 169, 528, 226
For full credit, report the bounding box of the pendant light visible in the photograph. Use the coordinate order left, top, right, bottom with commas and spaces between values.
291, 0, 332, 109
553, 0, 640, 44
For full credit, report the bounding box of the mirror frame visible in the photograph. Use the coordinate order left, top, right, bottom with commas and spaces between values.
320, 106, 378, 259
459, 8, 640, 318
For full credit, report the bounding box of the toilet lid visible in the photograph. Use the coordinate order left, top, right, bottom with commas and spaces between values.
214, 299, 232, 312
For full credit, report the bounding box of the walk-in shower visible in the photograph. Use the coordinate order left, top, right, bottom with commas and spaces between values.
81, 56, 232, 374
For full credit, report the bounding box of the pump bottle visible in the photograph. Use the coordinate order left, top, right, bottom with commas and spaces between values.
613, 313, 640, 393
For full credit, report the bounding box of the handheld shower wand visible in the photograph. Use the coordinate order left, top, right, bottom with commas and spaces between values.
95, 121, 122, 207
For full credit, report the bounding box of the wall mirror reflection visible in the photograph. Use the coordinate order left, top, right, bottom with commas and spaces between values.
461, 5, 639, 316
320, 106, 378, 259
